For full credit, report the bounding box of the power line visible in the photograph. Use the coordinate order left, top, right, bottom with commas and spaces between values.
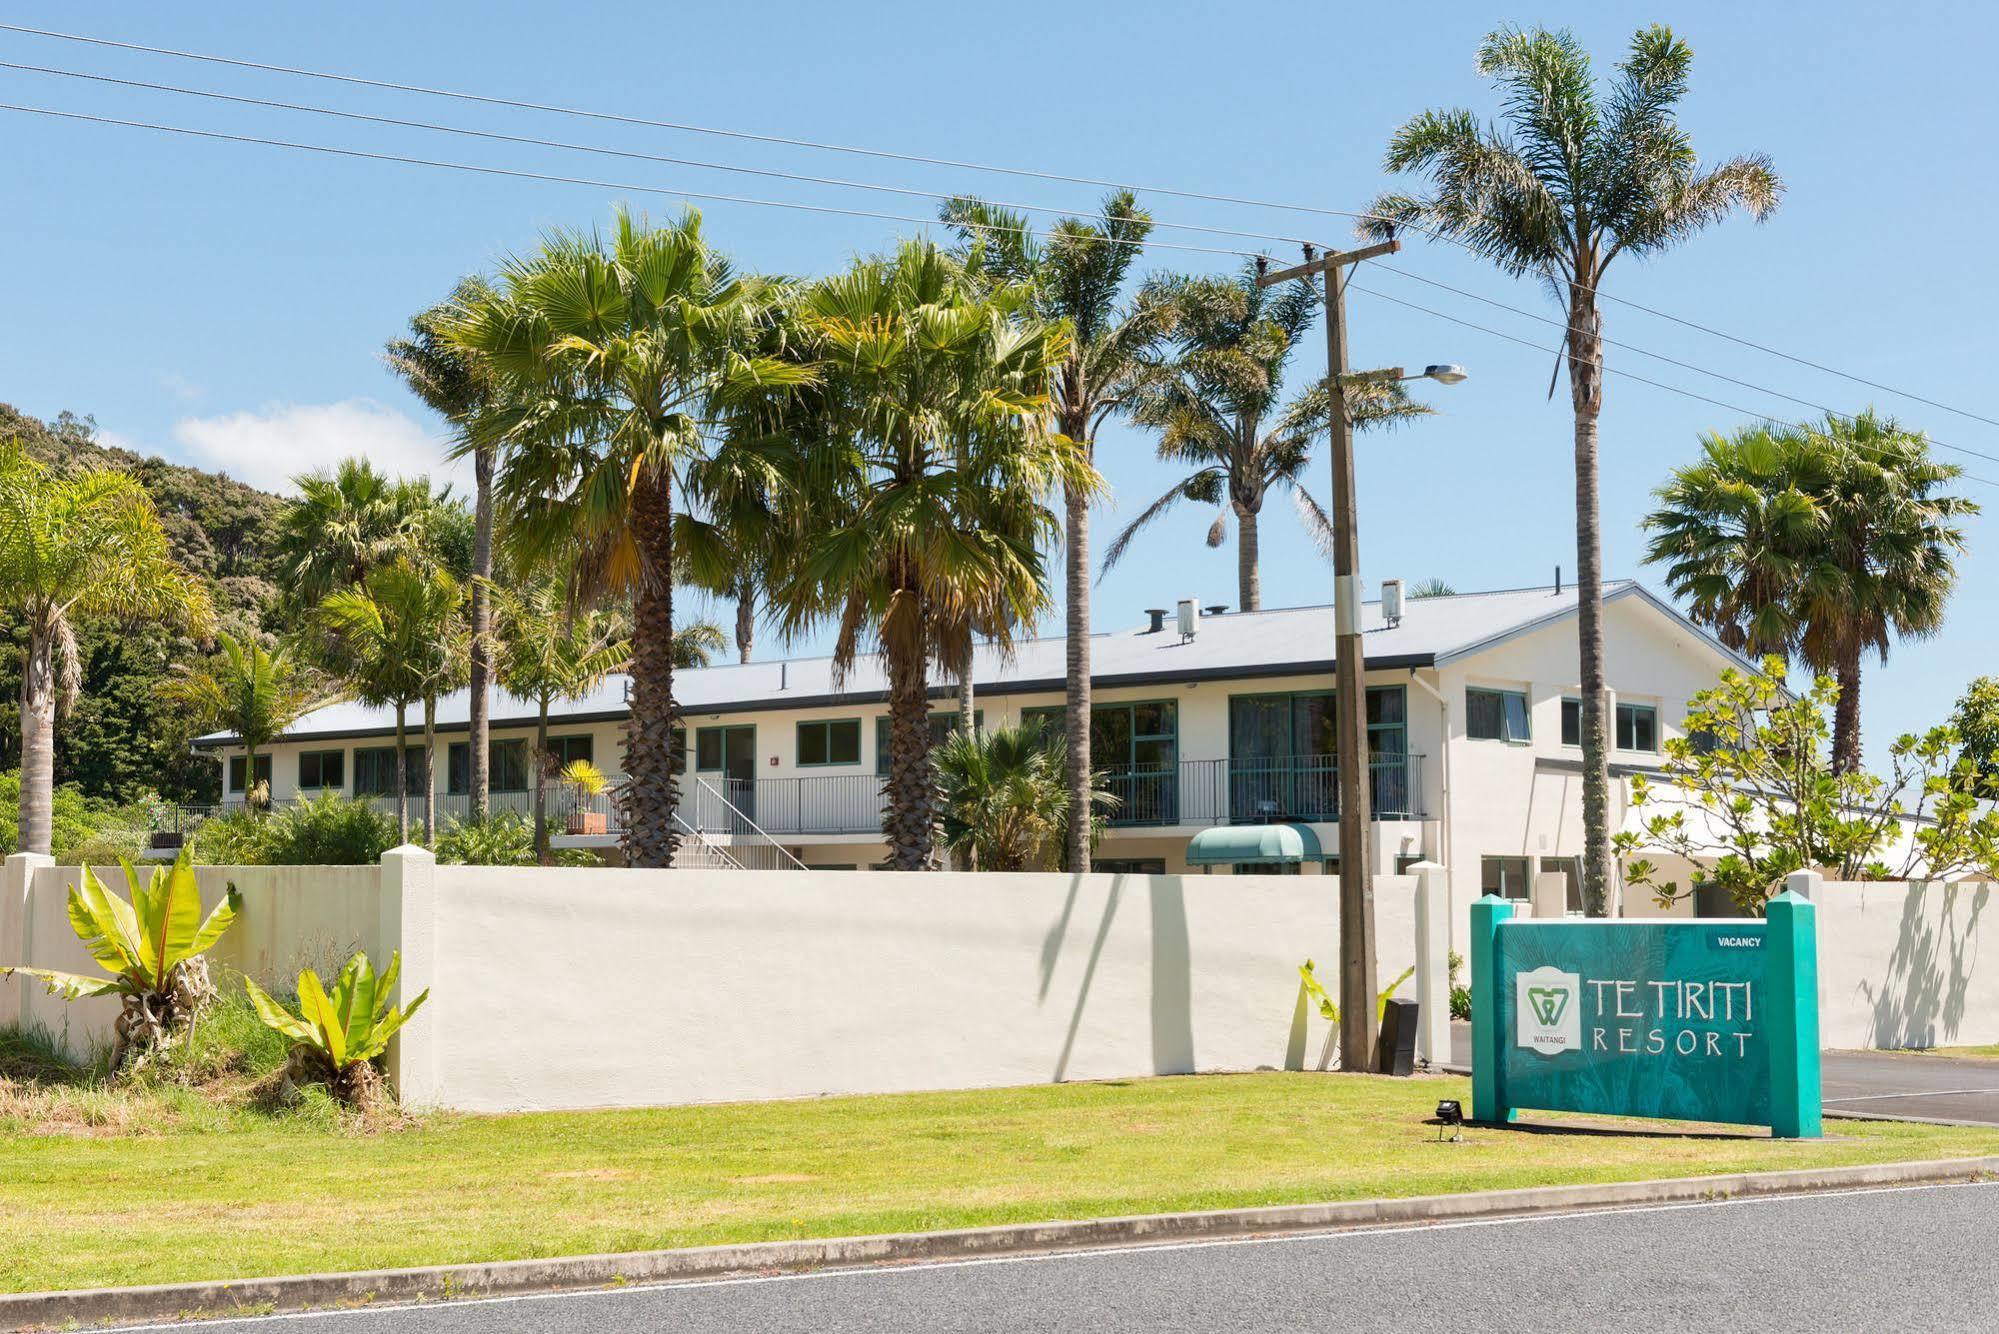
0, 59, 1316, 251
0, 101, 1263, 259
1344, 279, 1999, 490
7, 21, 1998, 435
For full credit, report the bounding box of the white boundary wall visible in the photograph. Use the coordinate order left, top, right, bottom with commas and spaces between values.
1811, 877, 1999, 1051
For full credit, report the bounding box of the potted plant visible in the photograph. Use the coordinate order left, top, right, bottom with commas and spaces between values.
562, 760, 611, 835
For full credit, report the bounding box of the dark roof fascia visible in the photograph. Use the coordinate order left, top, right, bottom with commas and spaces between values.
191, 653, 1435, 749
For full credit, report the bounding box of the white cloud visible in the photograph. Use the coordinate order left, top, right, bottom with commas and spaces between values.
154, 370, 205, 403
169, 399, 463, 495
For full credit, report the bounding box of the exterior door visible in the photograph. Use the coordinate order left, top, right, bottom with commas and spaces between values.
695, 725, 757, 821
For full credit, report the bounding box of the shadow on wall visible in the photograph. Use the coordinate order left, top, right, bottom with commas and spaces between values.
1044, 875, 1196, 1083
1862, 881, 1990, 1048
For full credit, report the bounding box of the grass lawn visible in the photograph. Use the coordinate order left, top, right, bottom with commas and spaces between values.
1930, 1044, 1999, 1060
6, 1071, 1999, 1294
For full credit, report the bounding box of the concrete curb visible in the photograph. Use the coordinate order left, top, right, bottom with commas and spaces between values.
7, 1155, 1997, 1331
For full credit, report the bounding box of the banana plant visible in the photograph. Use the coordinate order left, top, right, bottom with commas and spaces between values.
244, 949, 427, 1106
1, 846, 237, 1066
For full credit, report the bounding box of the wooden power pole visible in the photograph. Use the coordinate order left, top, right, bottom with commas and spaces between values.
1257, 237, 1400, 1072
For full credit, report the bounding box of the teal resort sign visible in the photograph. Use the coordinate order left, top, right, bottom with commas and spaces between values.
1468, 891, 1822, 1138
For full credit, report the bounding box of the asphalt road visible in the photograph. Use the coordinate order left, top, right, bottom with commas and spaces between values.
124, 1182, 1999, 1333
1448, 1022, 1999, 1124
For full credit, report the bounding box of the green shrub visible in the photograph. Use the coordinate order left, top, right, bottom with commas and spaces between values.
189, 807, 273, 865
245, 950, 426, 1108
0, 769, 160, 862
192, 795, 398, 866
435, 811, 537, 865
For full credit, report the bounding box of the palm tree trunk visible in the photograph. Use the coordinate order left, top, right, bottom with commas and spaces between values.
1570, 296, 1613, 914
246, 743, 261, 810
883, 635, 936, 871
1832, 640, 1864, 774
1063, 475, 1092, 874
468, 443, 494, 819
533, 695, 551, 866
17, 621, 56, 856
393, 703, 409, 843
622, 465, 680, 867
1235, 503, 1261, 612
422, 696, 438, 844
734, 574, 755, 664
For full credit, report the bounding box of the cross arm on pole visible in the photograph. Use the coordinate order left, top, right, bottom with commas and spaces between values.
1253, 238, 1400, 288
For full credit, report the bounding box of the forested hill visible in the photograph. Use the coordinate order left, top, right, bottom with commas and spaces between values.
0, 403, 292, 804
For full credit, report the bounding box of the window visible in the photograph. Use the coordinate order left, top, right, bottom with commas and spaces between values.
228, 754, 272, 793
297, 750, 344, 791
353, 746, 423, 796
1466, 687, 1531, 742
1228, 688, 1406, 762
671, 726, 687, 774
448, 739, 530, 794
1025, 700, 1178, 775
797, 718, 862, 766
549, 734, 595, 769
1561, 697, 1581, 747
1616, 702, 1659, 752
1481, 855, 1532, 900
875, 711, 980, 776
1096, 858, 1167, 875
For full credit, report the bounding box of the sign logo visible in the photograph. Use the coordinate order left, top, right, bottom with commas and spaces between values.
1516, 965, 1581, 1056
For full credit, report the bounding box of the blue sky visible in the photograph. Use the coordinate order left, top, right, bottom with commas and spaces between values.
3, 2, 1994, 770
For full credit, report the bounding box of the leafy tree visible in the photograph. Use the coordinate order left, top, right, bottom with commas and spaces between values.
446, 207, 805, 867
1647, 414, 1975, 771
387, 279, 502, 819
1104, 263, 1428, 610
1369, 23, 1782, 908
0, 442, 214, 853
1616, 657, 1999, 914
1952, 676, 1999, 800
276, 458, 466, 616
316, 559, 466, 842
490, 577, 630, 860
160, 632, 330, 808
933, 723, 1114, 871
942, 190, 1163, 874
763, 241, 1082, 869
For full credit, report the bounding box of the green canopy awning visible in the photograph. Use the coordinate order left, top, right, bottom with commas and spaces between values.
1185, 822, 1323, 867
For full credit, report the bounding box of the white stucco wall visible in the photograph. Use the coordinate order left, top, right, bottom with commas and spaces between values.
421, 865, 1423, 1112
1813, 879, 1999, 1050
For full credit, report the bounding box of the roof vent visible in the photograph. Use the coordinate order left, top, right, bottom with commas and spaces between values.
1144, 607, 1169, 634
1176, 599, 1200, 641
1204, 604, 1228, 617
1380, 578, 1404, 628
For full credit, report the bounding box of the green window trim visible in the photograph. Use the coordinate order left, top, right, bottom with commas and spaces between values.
796, 718, 863, 767
1561, 697, 1581, 747
1466, 686, 1531, 743
353, 746, 424, 797
875, 710, 980, 776
228, 754, 272, 793
447, 738, 531, 794
549, 734, 595, 770
1226, 686, 1408, 762
1025, 699, 1178, 775
1616, 701, 1660, 753
297, 749, 345, 791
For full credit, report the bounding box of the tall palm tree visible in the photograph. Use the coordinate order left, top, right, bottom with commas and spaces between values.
317, 559, 466, 842
933, 723, 1115, 873
1103, 264, 1429, 609
670, 619, 728, 669
276, 458, 462, 613
446, 207, 806, 867
0, 442, 214, 853
1647, 413, 1975, 770
161, 632, 331, 808
763, 240, 1084, 869
490, 577, 630, 861
1368, 23, 1781, 905
386, 277, 501, 818
942, 190, 1161, 874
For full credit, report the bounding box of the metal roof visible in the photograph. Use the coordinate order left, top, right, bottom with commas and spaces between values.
195, 580, 1728, 748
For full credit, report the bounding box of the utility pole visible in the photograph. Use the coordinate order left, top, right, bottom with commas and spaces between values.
1257, 237, 1401, 1072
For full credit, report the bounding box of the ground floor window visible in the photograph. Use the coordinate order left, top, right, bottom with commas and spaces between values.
447, 739, 530, 794
1096, 858, 1167, 874
549, 734, 595, 769
1541, 855, 1585, 913
1467, 687, 1530, 742
1481, 855, 1532, 900
297, 749, 344, 791
797, 718, 863, 766
354, 746, 424, 796
228, 754, 272, 794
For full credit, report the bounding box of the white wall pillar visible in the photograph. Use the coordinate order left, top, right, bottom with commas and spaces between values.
1531, 869, 1568, 919
1410, 861, 1451, 1066
380, 844, 438, 1107
1785, 869, 1822, 901
1, 852, 54, 1028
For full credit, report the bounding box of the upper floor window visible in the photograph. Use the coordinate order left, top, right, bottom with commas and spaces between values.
1617, 702, 1659, 752
1228, 687, 1406, 762
297, 749, 344, 791
797, 718, 863, 767
1561, 697, 1581, 747
875, 711, 979, 776
1024, 700, 1177, 774
1466, 687, 1530, 743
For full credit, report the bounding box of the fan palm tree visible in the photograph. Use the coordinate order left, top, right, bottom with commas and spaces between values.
276, 458, 462, 614
317, 559, 466, 842
490, 577, 630, 861
933, 723, 1116, 872
670, 619, 728, 669
942, 190, 1162, 874
161, 632, 332, 809
1103, 264, 1430, 609
761, 240, 1084, 869
1367, 23, 1781, 905
1647, 413, 1975, 771
386, 278, 501, 818
0, 442, 214, 853
445, 207, 807, 867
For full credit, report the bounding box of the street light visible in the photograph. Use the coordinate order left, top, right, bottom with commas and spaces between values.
1422, 363, 1469, 385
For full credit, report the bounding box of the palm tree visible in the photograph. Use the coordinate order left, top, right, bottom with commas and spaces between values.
942, 190, 1161, 875
386, 278, 500, 818
490, 577, 630, 861
317, 559, 466, 842
1408, 578, 1457, 598
446, 207, 806, 867
764, 240, 1084, 869
0, 442, 214, 853
933, 723, 1116, 872
1647, 413, 1975, 770
276, 458, 462, 613
161, 632, 331, 809
670, 619, 728, 669
1368, 23, 1781, 905
1104, 264, 1429, 609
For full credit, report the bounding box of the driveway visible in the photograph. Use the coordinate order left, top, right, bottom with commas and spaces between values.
1445, 1023, 1999, 1125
